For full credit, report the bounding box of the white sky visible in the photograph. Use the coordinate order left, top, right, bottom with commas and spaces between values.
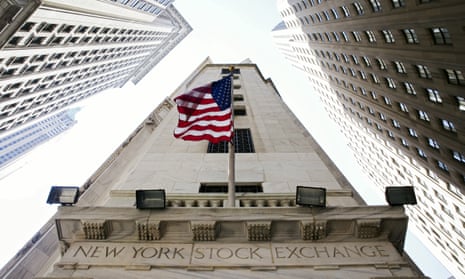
0, 1, 452, 277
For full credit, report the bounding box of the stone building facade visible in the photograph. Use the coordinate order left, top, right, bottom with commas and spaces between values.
0, 59, 423, 278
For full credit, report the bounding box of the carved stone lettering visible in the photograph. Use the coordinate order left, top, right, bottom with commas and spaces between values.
61, 242, 402, 268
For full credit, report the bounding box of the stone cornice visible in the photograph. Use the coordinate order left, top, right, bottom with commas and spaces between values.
55, 205, 407, 252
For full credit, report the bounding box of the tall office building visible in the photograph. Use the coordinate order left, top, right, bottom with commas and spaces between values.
0, 0, 191, 133
0, 107, 78, 168
273, 0, 465, 276
0, 59, 422, 278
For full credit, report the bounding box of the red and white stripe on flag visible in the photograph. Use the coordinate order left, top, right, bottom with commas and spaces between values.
173, 77, 233, 143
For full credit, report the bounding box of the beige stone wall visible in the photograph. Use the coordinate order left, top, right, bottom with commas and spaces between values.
78, 63, 360, 207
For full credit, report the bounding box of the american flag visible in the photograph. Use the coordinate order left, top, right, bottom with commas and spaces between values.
173, 75, 233, 143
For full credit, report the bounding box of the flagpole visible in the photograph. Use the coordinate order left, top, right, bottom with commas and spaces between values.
227, 67, 236, 208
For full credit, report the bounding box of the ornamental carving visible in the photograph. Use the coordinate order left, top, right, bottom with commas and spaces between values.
300, 220, 327, 240
356, 219, 381, 239
137, 221, 161, 241
247, 221, 271, 241
81, 220, 111, 240
191, 221, 216, 241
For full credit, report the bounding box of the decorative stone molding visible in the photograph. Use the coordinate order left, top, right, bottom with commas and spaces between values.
191, 221, 216, 241
300, 220, 327, 240
247, 221, 271, 241
356, 219, 381, 239
59, 240, 69, 256
81, 220, 111, 240
137, 221, 161, 241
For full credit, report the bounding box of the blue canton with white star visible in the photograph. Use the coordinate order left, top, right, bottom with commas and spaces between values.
211, 75, 232, 110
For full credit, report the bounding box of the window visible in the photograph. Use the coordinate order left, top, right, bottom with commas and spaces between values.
359, 70, 367, 80
392, 0, 405, 8
408, 128, 418, 137
331, 8, 340, 19
399, 102, 408, 112
351, 54, 359, 64
385, 77, 396, 89
234, 108, 246, 115
341, 5, 351, 17
379, 112, 386, 121
431, 27, 452, 45
349, 68, 356, 77
383, 96, 392, 105
375, 58, 387, 70
401, 138, 409, 147
441, 119, 456, 132
221, 68, 240, 74
445, 69, 465, 85
456, 96, 465, 111
403, 28, 419, 44
362, 56, 371, 67
417, 110, 430, 121
341, 31, 349, 42
353, 2, 365, 15
426, 88, 442, 103
352, 31, 362, 42
199, 183, 263, 193
416, 65, 432, 79
387, 130, 395, 139
393, 61, 407, 73
437, 161, 448, 172
382, 30, 395, 43
369, 0, 382, 12
207, 129, 254, 153
234, 94, 244, 101
365, 30, 377, 42
392, 119, 401, 128
403, 82, 416, 95
371, 73, 380, 84
452, 151, 465, 163
342, 53, 349, 63
428, 138, 440, 149
417, 148, 427, 158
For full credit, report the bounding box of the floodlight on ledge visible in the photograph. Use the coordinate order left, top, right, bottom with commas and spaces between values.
136, 189, 166, 209
296, 186, 326, 207
46, 186, 79, 206
385, 186, 417, 206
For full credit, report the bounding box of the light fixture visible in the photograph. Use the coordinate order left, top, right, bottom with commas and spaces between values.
385, 186, 417, 206
46, 186, 79, 205
136, 189, 166, 209
296, 186, 326, 207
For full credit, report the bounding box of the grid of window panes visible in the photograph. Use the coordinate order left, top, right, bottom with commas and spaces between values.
276, 0, 465, 274
0, 15, 175, 132
0, 110, 75, 166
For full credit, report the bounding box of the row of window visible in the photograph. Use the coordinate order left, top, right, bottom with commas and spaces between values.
0, 134, 49, 166
296, 27, 453, 46
348, 104, 463, 178
297, 45, 465, 86
282, 0, 432, 27
1, 64, 133, 117
320, 64, 464, 111
0, 47, 149, 102
19, 21, 168, 37
7, 33, 163, 48
0, 74, 124, 131
109, 0, 169, 15
7, 20, 170, 49
0, 44, 156, 80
